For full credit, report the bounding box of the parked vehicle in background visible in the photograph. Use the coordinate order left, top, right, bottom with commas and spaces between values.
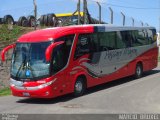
40, 12, 105, 27
40, 12, 84, 27
0, 10, 105, 27
1, 24, 158, 98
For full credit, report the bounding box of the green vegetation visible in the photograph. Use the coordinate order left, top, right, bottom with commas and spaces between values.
0, 24, 33, 41
158, 56, 160, 62
0, 87, 11, 96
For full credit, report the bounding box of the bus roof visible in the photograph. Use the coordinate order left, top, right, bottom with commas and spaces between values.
17, 24, 155, 43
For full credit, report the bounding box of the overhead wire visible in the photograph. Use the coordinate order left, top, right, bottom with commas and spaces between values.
90, 0, 160, 10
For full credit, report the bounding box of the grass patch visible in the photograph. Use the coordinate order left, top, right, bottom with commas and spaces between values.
0, 87, 11, 96
0, 24, 33, 41
159, 57, 160, 62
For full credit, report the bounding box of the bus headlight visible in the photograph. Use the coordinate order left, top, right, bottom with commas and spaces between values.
38, 79, 57, 89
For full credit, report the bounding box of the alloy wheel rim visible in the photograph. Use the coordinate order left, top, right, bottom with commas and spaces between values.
75, 81, 83, 93
136, 66, 141, 76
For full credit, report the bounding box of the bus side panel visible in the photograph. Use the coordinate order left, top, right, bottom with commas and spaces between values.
135, 47, 158, 72
84, 46, 159, 88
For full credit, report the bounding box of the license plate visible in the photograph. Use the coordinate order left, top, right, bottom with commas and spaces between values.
23, 92, 30, 97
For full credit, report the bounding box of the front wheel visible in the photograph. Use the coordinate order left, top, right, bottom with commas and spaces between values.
135, 63, 143, 79
74, 77, 86, 97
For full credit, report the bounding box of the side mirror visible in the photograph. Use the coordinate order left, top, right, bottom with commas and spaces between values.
1, 44, 16, 62
45, 41, 64, 62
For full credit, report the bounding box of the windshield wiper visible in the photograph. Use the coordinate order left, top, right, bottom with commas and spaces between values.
15, 56, 26, 78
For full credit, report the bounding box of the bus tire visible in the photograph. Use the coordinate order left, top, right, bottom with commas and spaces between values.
0, 18, 3, 24
44, 15, 48, 26
18, 16, 27, 26
56, 18, 63, 27
47, 13, 56, 26
3, 15, 14, 24
22, 20, 29, 27
27, 15, 35, 27
135, 63, 143, 79
40, 15, 45, 26
74, 77, 86, 97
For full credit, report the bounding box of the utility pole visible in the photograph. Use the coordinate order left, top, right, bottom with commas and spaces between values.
159, 16, 160, 33
77, 0, 81, 25
97, 2, 101, 24
159, 0, 160, 33
33, 0, 37, 30
83, 0, 88, 24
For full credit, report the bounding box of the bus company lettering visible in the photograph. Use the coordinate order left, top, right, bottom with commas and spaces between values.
104, 48, 138, 61
123, 48, 138, 57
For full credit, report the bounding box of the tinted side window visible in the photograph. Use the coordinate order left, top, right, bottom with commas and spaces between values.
131, 30, 148, 46
147, 29, 156, 44
116, 31, 126, 49
51, 35, 74, 74
90, 33, 99, 52
99, 32, 116, 51
147, 29, 153, 44
74, 34, 91, 58
136, 30, 148, 45
120, 31, 133, 47
132, 30, 141, 47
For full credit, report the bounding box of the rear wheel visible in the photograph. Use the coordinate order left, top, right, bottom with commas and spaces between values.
135, 63, 143, 79
74, 77, 86, 97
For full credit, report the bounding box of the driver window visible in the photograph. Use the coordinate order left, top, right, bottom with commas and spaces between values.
51, 35, 74, 74
52, 45, 64, 74
74, 34, 90, 58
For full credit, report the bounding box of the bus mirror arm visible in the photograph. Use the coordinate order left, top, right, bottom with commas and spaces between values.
45, 41, 64, 62
1, 44, 16, 62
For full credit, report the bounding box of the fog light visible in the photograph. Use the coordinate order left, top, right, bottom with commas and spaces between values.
45, 91, 49, 95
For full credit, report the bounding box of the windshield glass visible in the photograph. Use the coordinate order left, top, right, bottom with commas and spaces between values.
11, 42, 51, 80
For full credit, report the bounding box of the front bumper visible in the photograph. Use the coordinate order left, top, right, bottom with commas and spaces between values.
10, 86, 54, 98
10, 78, 57, 98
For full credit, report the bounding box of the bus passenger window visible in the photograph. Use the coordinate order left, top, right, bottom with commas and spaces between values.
132, 30, 148, 46
90, 33, 99, 52
147, 29, 156, 44
120, 31, 132, 48
136, 30, 148, 45
99, 32, 116, 51
116, 31, 126, 49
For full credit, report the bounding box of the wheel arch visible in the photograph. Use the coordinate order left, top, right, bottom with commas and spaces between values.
72, 73, 88, 92
136, 61, 143, 70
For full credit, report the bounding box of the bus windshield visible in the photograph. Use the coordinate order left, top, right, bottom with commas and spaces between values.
11, 42, 51, 80
11, 35, 74, 81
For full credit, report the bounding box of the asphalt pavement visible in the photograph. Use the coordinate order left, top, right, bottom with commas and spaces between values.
0, 64, 160, 114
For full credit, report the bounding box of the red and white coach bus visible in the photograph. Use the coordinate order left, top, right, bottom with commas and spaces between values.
1, 25, 159, 98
